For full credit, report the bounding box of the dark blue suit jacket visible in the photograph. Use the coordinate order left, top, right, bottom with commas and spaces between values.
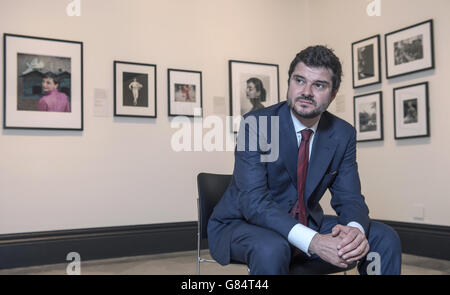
207, 101, 370, 265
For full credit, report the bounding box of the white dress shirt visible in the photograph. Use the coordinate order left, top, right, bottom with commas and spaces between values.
287, 110, 365, 255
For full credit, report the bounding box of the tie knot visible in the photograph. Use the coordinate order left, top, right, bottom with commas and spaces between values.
300, 129, 313, 141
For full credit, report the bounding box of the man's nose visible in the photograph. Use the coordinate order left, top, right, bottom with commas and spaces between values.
301, 83, 313, 98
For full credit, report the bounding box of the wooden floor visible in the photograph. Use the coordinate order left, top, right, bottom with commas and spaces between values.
0, 250, 449, 275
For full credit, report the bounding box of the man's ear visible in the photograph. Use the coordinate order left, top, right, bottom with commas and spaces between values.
330, 88, 339, 102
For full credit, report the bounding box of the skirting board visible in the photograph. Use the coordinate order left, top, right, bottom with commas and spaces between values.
0, 219, 448, 270
0, 222, 198, 270
376, 219, 450, 261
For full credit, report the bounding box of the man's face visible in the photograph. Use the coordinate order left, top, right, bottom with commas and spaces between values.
42, 77, 58, 93
287, 62, 337, 119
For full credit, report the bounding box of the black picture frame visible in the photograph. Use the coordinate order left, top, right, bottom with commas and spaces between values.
167, 68, 203, 117
353, 91, 383, 142
393, 82, 430, 140
229, 60, 280, 132
3, 33, 83, 130
114, 60, 157, 118
352, 35, 381, 89
385, 19, 435, 79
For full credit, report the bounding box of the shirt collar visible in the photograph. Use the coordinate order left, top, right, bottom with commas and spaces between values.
290, 109, 320, 135
45, 89, 58, 95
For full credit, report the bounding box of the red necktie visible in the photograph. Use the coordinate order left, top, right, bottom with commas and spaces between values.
293, 129, 313, 226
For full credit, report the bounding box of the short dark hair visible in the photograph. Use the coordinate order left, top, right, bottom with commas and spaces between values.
288, 45, 342, 93
43, 72, 60, 85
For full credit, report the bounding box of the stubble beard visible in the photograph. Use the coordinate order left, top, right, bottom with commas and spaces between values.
287, 95, 331, 119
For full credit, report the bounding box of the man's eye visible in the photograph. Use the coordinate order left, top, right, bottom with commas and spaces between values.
296, 78, 305, 84
314, 83, 325, 89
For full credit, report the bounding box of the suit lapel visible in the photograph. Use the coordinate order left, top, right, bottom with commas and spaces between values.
278, 106, 338, 199
278, 103, 299, 187
305, 112, 338, 201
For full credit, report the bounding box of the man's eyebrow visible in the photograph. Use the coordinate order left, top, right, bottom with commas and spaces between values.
292, 74, 305, 80
292, 74, 330, 85
314, 80, 330, 85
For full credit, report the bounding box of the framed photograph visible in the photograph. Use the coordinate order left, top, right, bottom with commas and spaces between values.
229, 60, 279, 132
353, 91, 383, 142
385, 19, 434, 79
352, 35, 381, 88
393, 82, 429, 139
168, 69, 202, 117
3, 33, 83, 130
114, 61, 157, 118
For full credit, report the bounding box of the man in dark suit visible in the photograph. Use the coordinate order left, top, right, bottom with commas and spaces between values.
207, 46, 402, 275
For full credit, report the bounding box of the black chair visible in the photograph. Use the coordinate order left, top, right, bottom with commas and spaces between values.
196, 172, 356, 275
197, 173, 235, 274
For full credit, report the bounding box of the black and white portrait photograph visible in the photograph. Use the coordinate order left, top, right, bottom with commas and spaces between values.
229, 60, 279, 132
239, 75, 270, 115
3, 34, 83, 130
352, 35, 381, 88
403, 98, 418, 124
394, 82, 429, 139
114, 61, 157, 118
353, 91, 383, 142
168, 69, 202, 117
122, 72, 148, 107
385, 19, 434, 79
358, 45, 374, 79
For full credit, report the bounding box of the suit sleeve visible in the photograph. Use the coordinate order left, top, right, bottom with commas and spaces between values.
329, 128, 370, 234
234, 117, 298, 239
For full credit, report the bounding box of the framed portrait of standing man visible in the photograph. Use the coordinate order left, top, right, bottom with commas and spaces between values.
351, 35, 381, 88
114, 61, 157, 118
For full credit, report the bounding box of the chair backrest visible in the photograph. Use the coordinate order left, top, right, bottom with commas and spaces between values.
197, 173, 232, 240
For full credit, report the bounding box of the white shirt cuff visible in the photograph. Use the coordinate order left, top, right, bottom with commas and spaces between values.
287, 224, 318, 256
347, 221, 365, 236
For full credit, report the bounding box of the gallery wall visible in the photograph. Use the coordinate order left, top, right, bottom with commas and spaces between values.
1, 0, 449, 236
0, 0, 309, 234
310, 0, 450, 227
